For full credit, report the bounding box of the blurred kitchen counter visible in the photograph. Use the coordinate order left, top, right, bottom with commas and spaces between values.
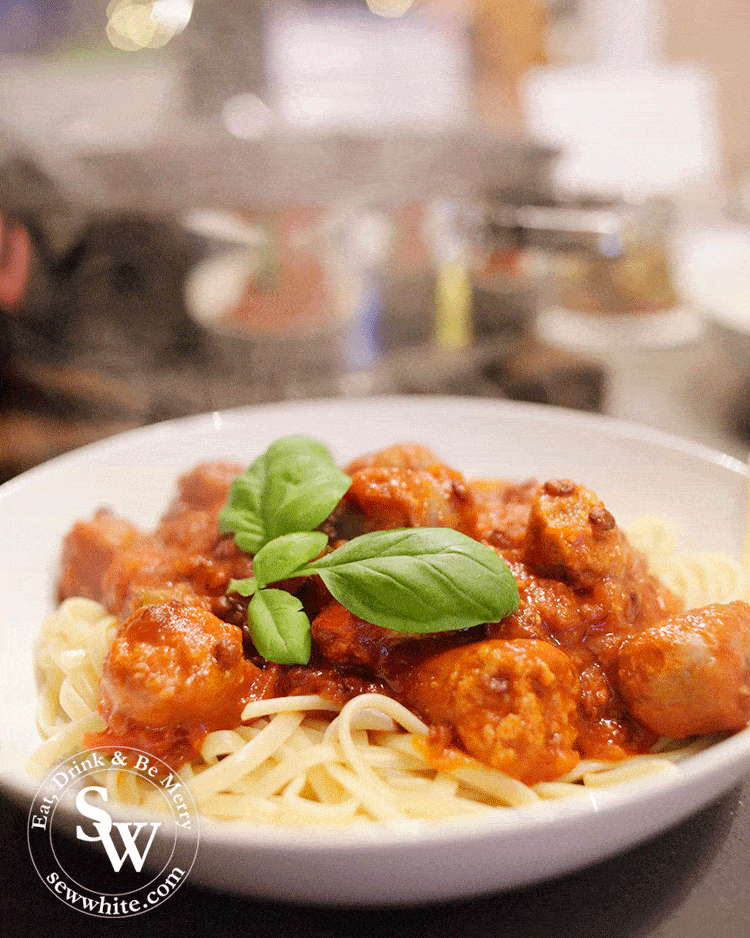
2, 305, 749, 487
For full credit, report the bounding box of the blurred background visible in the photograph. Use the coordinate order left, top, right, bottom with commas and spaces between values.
2, 0, 750, 481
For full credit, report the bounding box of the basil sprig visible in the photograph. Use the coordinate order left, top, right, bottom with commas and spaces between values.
223, 437, 520, 665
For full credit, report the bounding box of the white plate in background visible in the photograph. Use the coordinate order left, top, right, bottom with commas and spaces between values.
676, 226, 750, 336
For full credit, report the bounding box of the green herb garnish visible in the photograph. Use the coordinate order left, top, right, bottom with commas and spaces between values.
218, 435, 351, 554
223, 437, 519, 664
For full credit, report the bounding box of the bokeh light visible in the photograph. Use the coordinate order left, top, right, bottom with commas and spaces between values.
366, 0, 416, 18
105, 0, 193, 51
221, 93, 273, 140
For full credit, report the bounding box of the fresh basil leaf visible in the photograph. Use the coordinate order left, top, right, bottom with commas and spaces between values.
261, 437, 350, 543
217, 453, 267, 551
264, 434, 336, 472
252, 531, 329, 588
217, 435, 350, 553
234, 531, 265, 554
305, 528, 519, 634
248, 589, 312, 665
227, 576, 258, 597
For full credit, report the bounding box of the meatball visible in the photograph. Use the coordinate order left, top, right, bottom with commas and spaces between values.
615, 600, 750, 738
404, 639, 580, 785
464, 478, 537, 554
156, 460, 243, 552
345, 442, 445, 474
523, 480, 624, 590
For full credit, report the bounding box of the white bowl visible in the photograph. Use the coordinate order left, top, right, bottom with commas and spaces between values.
2, 395, 749, 905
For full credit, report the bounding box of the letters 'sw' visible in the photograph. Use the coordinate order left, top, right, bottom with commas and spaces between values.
75, 786, 162, 873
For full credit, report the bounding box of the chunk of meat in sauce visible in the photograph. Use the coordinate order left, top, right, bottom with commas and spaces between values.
615, 600, 750, 738
404, 639, 580, 785
310, 599, 421, 671
464, 478, 537, 554
334, 443, 474, 535
490, 562, 658, 761
521, 480, 682, 638
59, 509, 142, 603
100, 601, 263, 729
345, 443, 443, 473
156, 460, 243, 553
59, 462, 253, 620
86, 602, 275, 765
525, 479, 628, 589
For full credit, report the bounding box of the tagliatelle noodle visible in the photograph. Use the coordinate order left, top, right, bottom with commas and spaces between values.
27, 517, 739, 825
626, 516, 742, 608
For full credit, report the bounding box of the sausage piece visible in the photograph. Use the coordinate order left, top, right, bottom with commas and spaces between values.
310, 600, 420, 671
345, 442, 445, 474
58, 509, 142, 603
404, 639, 580, 785
615, 600, 750, 738
464, 478, 537, 554
523, 480, 625, 590
522, 480, 682, 636
156, 460, 243, 552
337, 442, 473, 534
100, 601, 260, 733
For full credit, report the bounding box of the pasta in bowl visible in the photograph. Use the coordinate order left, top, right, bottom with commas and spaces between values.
2, 396, 750, 904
